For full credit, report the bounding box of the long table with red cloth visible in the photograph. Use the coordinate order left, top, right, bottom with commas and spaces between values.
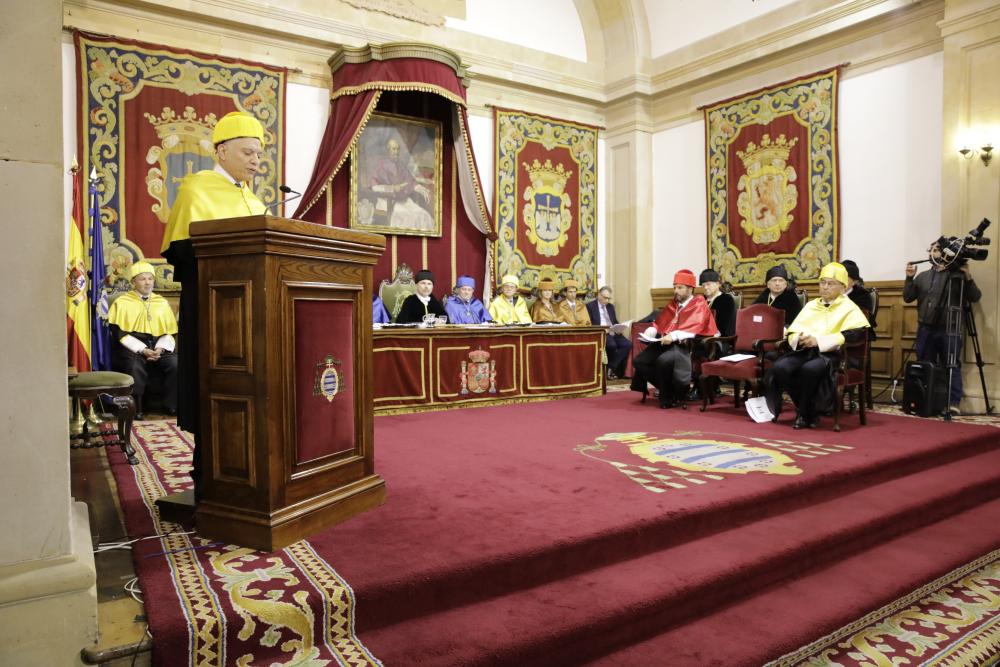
373, 325, 606, 413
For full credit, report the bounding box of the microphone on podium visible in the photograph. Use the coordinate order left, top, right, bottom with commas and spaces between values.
266, 185, 302, 213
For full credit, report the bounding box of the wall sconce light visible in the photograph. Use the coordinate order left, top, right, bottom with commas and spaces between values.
959, 144, 994, 166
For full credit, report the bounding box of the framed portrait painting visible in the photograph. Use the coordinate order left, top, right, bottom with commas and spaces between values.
350, 112, 443, 237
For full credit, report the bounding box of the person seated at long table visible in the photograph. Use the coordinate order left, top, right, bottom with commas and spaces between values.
765, 262, 870, 429
444, 275, 492, 324
396, 269, 447, 324
558, 279, 591, 325
373, 294, 390, 324
531, 278, 562, 323
488, 274, 532, 324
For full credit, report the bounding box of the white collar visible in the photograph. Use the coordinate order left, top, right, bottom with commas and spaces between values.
214, 163, 240, 185
417, 294, 430, 305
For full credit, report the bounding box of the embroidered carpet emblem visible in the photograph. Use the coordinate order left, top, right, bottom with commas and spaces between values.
576, 431, 852, 493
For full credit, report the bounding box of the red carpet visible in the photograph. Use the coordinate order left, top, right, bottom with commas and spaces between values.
107, 392, 1000, 665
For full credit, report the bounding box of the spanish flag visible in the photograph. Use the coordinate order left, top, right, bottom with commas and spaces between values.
66, 165, 91, 371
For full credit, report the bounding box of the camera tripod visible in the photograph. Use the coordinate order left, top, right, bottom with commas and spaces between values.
942, 271, 993, 420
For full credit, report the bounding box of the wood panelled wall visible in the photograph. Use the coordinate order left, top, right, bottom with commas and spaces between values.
650, 280, 917, 401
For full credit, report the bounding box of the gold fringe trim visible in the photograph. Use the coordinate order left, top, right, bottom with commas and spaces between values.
766, 547, 1000, 666
455, 110, 493, 234
299, 91, 382, 217
374, 388, 605, 416
331, 82, 466, 108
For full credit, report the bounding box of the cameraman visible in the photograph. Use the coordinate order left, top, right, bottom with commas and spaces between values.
904, 241, 981, 414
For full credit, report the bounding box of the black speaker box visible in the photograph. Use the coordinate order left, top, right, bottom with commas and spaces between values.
902, 361, 949, 417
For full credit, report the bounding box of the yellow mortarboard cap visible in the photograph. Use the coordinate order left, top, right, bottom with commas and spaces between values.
819, 262, 849, 287
129, 261, 156, 280
212, 111, 265, 145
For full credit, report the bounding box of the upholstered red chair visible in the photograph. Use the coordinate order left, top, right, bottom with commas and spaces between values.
699, 304, 785, 411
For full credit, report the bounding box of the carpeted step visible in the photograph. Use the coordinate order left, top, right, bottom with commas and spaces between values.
587, 497, 1000, 666
357, 447, 1000, 666
320, 409, 998, 632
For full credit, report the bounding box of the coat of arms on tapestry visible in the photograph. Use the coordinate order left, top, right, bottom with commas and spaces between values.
493, 108, 598, 293
703, 68, 841, 287
75, 31, 286, 289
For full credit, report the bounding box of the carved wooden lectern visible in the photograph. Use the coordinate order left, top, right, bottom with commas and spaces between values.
189, 215, 386, 551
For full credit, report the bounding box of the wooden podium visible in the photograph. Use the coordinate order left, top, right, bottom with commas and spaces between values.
189, 215, 386, 551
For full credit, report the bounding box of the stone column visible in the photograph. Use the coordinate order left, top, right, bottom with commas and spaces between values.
0, 1, 98, 664
940, 0, 1000, 413
604, 100, 654, 320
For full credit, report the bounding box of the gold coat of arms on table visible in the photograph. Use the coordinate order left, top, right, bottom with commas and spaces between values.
460, 349, 497, 395
522, 159, 573, 258
313, 355, 342, 402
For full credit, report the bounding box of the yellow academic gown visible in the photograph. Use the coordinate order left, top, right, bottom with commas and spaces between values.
162, 169, 266, 442
489, 295, 532, 324
787, 294, 870, 352
107, 291, 178, 339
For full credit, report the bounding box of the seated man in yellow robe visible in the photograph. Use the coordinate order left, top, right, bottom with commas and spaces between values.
765, 262, 871, 429
161, 111, 268, 495
488, 274, 532, 324
107, 262, 179, 419
557, 279, 591, 326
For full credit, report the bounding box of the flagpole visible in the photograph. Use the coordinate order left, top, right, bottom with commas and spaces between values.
88, 167, 111, 370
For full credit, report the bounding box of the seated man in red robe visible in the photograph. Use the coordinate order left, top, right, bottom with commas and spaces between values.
630, 269, 719, 408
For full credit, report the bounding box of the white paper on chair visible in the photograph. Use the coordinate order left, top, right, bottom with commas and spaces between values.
718, 353, 755, 362
745, 396, 774, 423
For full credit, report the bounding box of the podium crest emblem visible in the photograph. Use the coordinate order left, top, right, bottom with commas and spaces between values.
522, 158, 573, 257
460, 348, 497, 395
312, 354, 342, 402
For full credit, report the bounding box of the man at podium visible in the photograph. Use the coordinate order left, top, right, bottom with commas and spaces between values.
161, 111, 267, 497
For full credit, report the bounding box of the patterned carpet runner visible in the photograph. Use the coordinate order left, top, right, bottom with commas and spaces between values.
108, 421, 381, 667
770, 549, 1000, 666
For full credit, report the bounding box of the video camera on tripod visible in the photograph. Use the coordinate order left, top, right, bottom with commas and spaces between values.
933, 217, 991, 269
902, 218, 993, 419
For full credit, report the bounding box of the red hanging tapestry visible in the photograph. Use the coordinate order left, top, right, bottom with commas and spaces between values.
493, 108, 599, 293
75, 31, 287, 288
703, 68, 841, 287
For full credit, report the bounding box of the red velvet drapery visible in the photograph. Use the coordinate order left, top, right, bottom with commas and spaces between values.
294, 50, 493, 292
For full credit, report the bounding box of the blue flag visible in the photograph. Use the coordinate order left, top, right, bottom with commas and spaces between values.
88, 173, 111, 370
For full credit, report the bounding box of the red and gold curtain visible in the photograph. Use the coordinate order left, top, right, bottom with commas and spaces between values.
294, 48, 493, 292
75, 31, 287, 288
703, 68, 841, 287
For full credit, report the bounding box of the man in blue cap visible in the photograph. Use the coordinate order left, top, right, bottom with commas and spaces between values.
444, 275, 492, 324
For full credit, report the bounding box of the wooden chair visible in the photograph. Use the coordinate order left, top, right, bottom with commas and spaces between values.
699, 304, 785, 411
847, 289, 878, 412
795, 288, 808, 307
69, 371, 138, 464
833, 334, 870, 431
378, 263, 416, 322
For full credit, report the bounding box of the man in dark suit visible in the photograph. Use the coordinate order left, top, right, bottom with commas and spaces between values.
587, 286, 632, 379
